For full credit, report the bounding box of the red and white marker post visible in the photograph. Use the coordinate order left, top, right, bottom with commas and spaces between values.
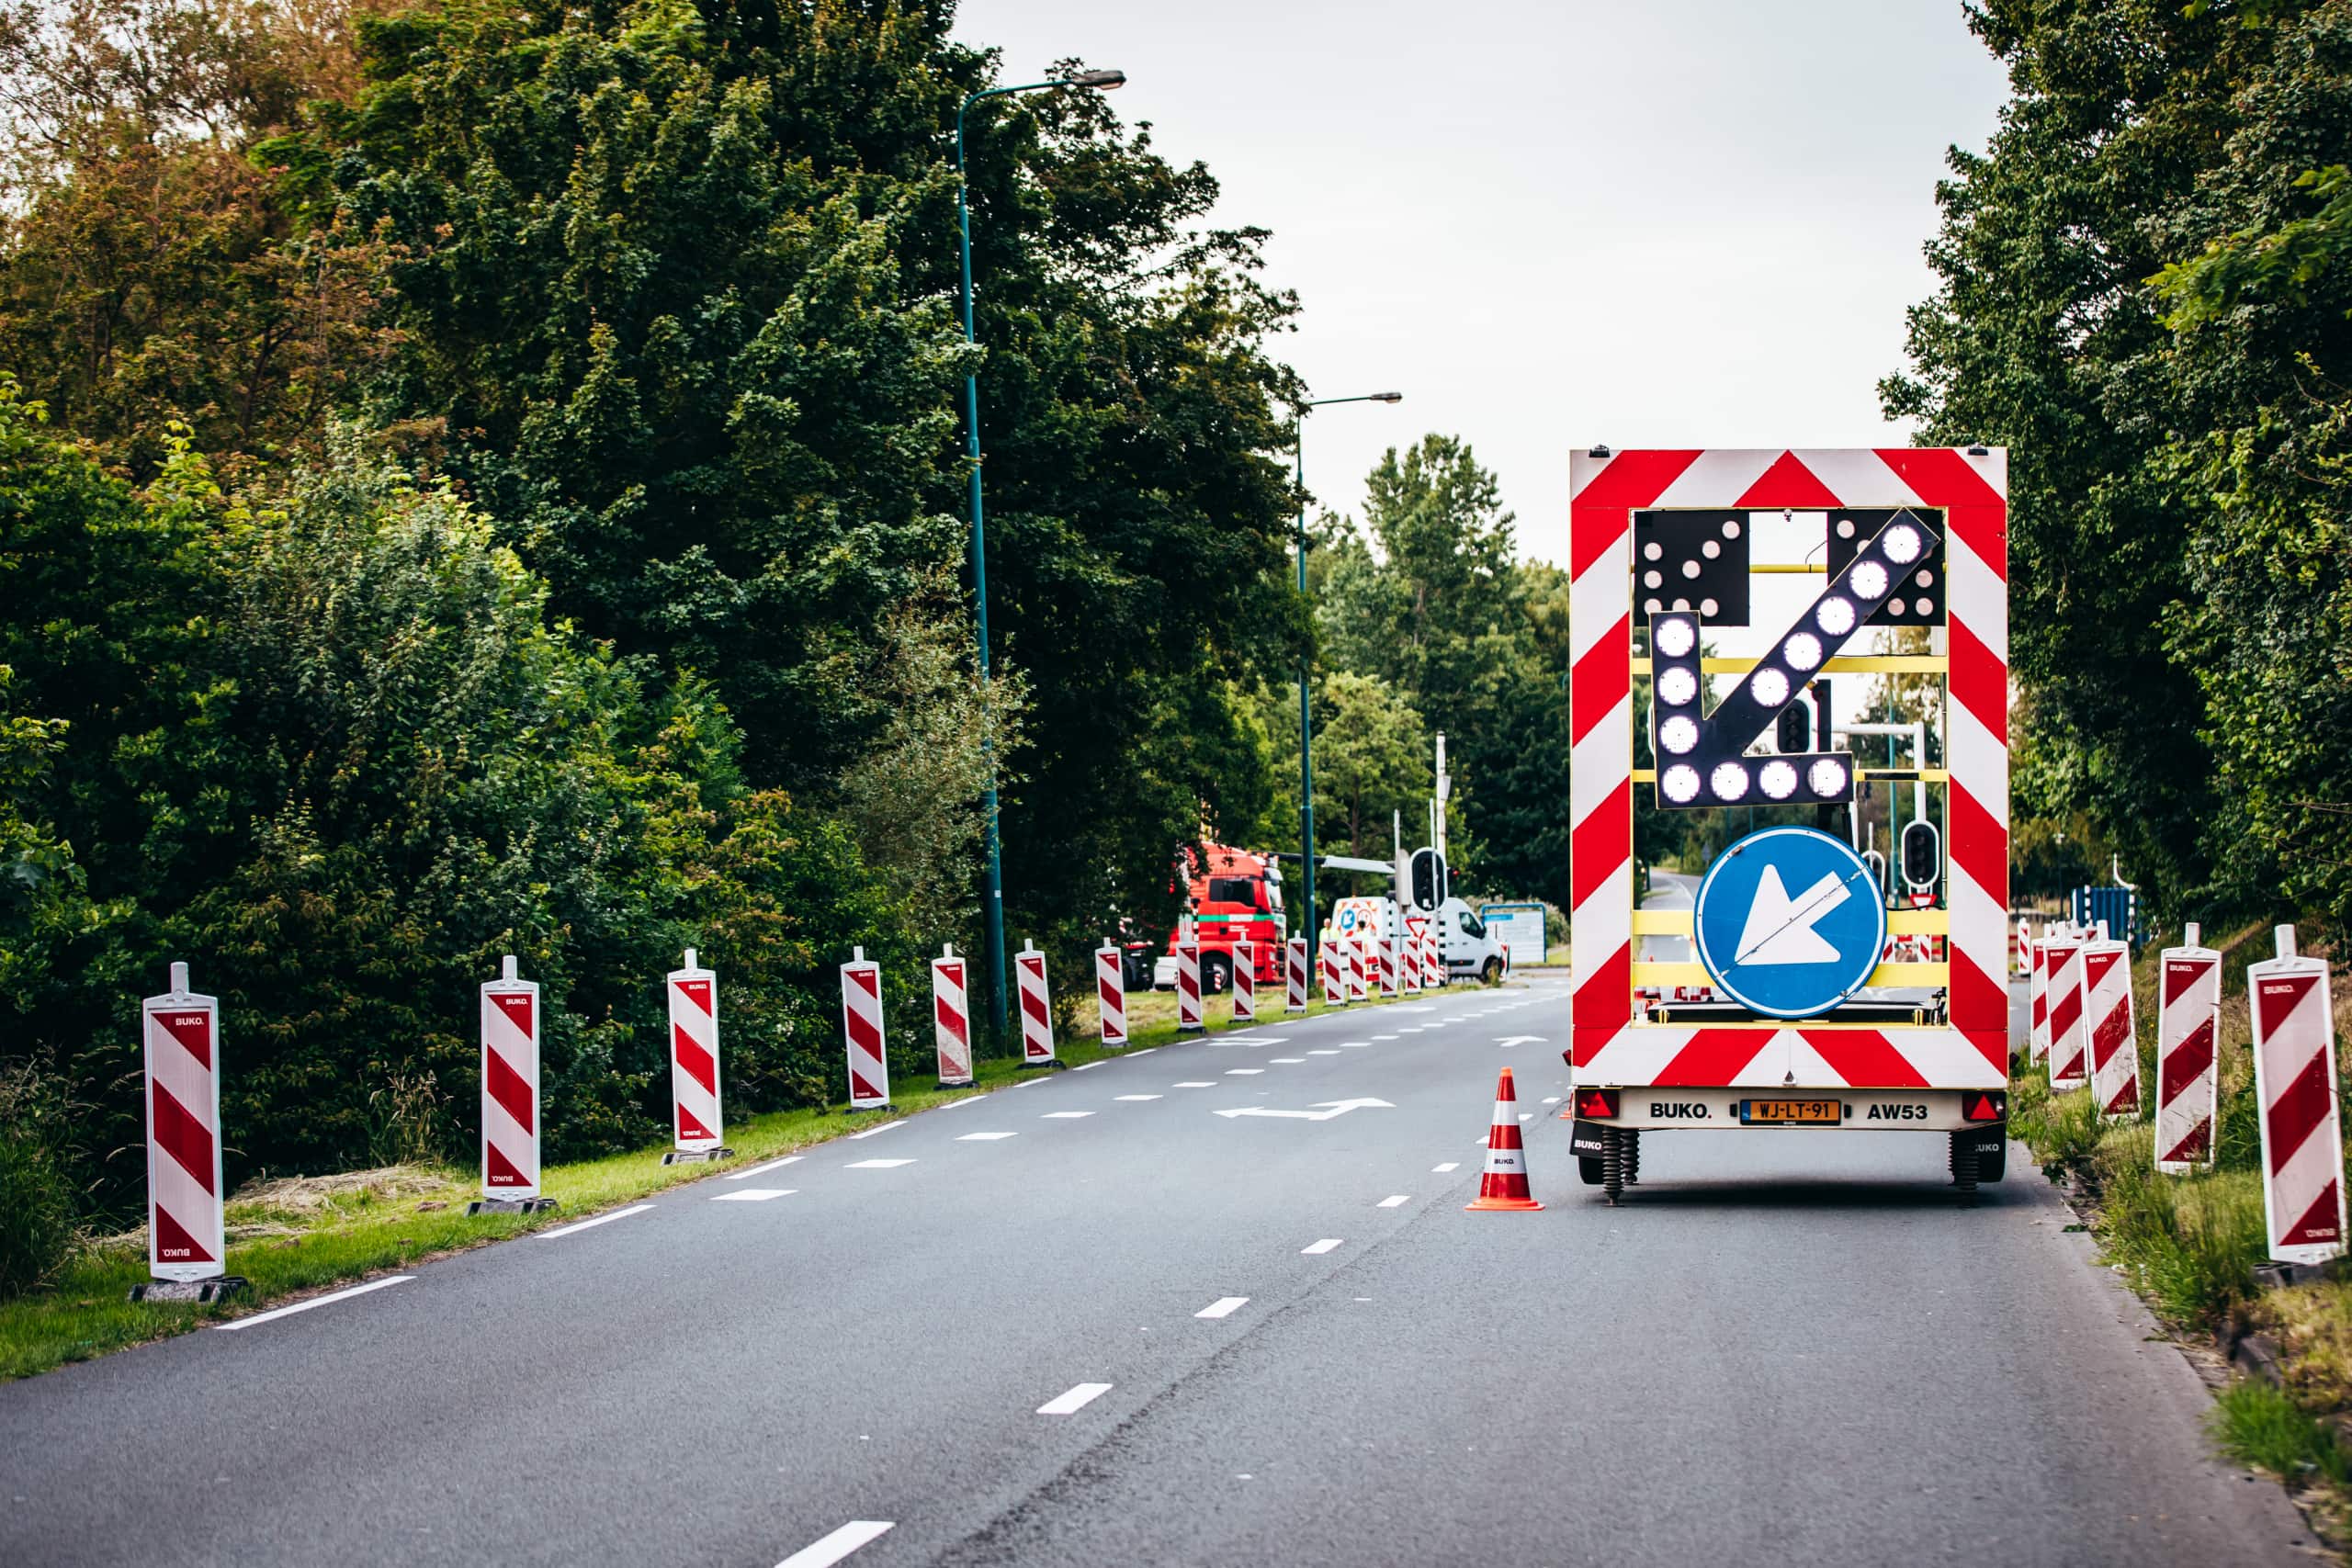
1095, 942, 1127, 1048
840, 946, 892, 1112
1347, 934, 1370, 1004
131, 963, 243, 1303
1015, 940, 1058, 1069
1423, 928, 1444, 989
933, 943, 974, 1089
1285, 936, 1309, 1014
2026, 922, 2050, 1065
664, 948, 731, 1164
1176, 925, 1204, 1033
2253, 926, 2346, 1267
1378, 931, 1400, 998
2044, 931, 2088, 1092
472, 955, 555, 1215
1230, 942, 1258, 1022
2155, 922, 2221, 1175
2082, 923, 2140, 1122
1319, 939, 1343, 1006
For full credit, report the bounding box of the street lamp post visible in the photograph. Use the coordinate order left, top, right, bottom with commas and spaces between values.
956, 66, 1125, 1039
1295, 392, 1401, 966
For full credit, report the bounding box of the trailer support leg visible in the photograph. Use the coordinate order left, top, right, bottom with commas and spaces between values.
1623, 1128, 1641, 1187
1601, 1127, 1625, 1206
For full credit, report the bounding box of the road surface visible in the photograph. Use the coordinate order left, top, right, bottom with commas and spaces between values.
0, 976, 2315, 1566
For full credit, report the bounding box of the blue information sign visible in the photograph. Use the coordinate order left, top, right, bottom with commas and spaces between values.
1692, 827, 1887, 1020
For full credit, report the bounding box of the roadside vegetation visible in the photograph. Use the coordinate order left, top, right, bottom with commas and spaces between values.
0, 978, 1468, 1382
2008, 921, 2352, 1526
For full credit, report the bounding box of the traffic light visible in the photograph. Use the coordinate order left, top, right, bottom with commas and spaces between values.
1408, 847, 1448, 911
1775, 700, 1810, 754
1901, 818, 1941, 890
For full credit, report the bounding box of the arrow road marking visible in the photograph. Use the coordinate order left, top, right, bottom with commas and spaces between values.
1214, 1098, 1396, 1122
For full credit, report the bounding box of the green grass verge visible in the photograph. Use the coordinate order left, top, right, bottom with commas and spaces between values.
0, 979, 1488, 1382
2216, 1379, 2352, 1487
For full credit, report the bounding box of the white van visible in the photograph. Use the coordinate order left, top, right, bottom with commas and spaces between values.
1326, 895, 1508, 984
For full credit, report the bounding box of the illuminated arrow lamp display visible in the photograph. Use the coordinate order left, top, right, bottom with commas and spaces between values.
1649, 513, 1933, 812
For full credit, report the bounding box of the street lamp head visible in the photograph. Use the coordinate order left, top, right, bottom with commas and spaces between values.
1371, 391, 1403, 402
1066, 68, 1126, 89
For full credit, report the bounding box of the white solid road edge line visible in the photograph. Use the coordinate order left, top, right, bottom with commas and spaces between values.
1036, 1382, 1114, 1416
537, 1203, 657, 1238
213, 1274, 413, 1332
847, 1119, 908, 1140
775, 1519, 895, 1568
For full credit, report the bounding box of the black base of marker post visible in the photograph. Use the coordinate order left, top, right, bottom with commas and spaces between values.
661, 1146, 736, 1166
1015, 1058, 1067, 1072
129, 1276, 249, 1305
467, 1195, 561, 1216
2255, 1258, 2347, 1292
936, 1078, 977, 1091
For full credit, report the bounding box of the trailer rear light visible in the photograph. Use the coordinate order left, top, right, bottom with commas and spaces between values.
1962, 1092, 2006, 1122
1574, 1089, 1620, 1120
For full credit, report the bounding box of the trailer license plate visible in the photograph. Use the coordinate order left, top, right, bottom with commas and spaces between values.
1741, 1099, 1841, 1125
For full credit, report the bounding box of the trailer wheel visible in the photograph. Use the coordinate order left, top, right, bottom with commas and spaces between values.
1201, 952, 1231, 995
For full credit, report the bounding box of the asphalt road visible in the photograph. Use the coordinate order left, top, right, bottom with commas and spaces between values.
0, 976, 2317, 1567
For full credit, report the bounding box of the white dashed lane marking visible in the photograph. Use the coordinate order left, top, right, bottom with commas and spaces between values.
212, 1276, 412, 1332
1174, 1081, 1216, 1089
1303, 1238, 1345, 1255
537, 1204, 657, 1239
1042, 1111, 1093, 1120
1226, 1068, 1264, 1076
1377, 1195, 1410, 1208
845, 1159, 915, 1169
1037, 1382, 1114, 1416
1195, 1297, 1250, 1319
775, 1519, 894, 1568
711, 1189, 795, 1201
956, 1133, 1018, 1142
1115, 1094, 1162, 1101
1431, 1162, 1460, 1173
1270, 1057, 1306, 1064
1308, 1049, 1340, 1055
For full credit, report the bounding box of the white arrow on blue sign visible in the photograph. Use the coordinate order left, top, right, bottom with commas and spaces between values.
1692, 827, 1887, 1020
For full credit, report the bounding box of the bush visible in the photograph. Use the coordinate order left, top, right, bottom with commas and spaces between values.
0, 1066, 78, 1297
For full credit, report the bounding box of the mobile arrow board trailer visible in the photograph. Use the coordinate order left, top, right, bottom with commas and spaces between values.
1566, 447, 2011, 1201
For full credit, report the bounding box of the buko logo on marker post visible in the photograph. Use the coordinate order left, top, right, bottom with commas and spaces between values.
2251, 926, 2346, 1267
130, 963, 245, 1303
471, 955, 556, 1215
840, 947, 892, 1113
1094, 941, 1127, 1047
2155, 922, 2220, 1174
663, 949, 731, 1165
933, 944, 975, 1088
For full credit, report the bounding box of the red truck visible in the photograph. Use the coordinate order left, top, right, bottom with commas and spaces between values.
1133, 843, 1287, 993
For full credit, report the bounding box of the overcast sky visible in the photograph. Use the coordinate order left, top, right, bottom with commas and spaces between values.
950, 0, 2013, 569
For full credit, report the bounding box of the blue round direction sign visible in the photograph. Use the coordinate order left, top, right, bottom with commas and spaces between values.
1692, 827, 1887, 1020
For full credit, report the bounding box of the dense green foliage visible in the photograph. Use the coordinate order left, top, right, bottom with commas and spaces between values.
1886, 0, 2352, 933
0, 0, 1325, 1266
1261, 435, 1575, 913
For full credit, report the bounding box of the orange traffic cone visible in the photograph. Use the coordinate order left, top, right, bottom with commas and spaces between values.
1466, 1066, 1544, 1212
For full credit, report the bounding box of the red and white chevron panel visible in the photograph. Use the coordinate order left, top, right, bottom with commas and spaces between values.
1567, 447, 2007, 1090
1015, 942, 1056, 1066
481, 954, 542, 1198
2155, 929, 2221, 1173
934, 946, 975, 1085
1230, 942, 1258, 1021
2027, 924, 2051, 1064
1094, 943, 1126, 1047
1176, 942, 1204, 1032
1286, 937, 1309, 1013
2045, 936, 2088, 1092
1347, 936, 1370, 1004
840, 949, 890, 1111
1319, 940, 1343, 1006
2082, 935, 2140, 1121
2251, 930, 2346, 1265
668, 950, 722, 1152
142, 963, 224, 1282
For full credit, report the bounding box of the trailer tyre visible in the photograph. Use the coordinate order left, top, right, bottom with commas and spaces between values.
1201, 952, 1231, 995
